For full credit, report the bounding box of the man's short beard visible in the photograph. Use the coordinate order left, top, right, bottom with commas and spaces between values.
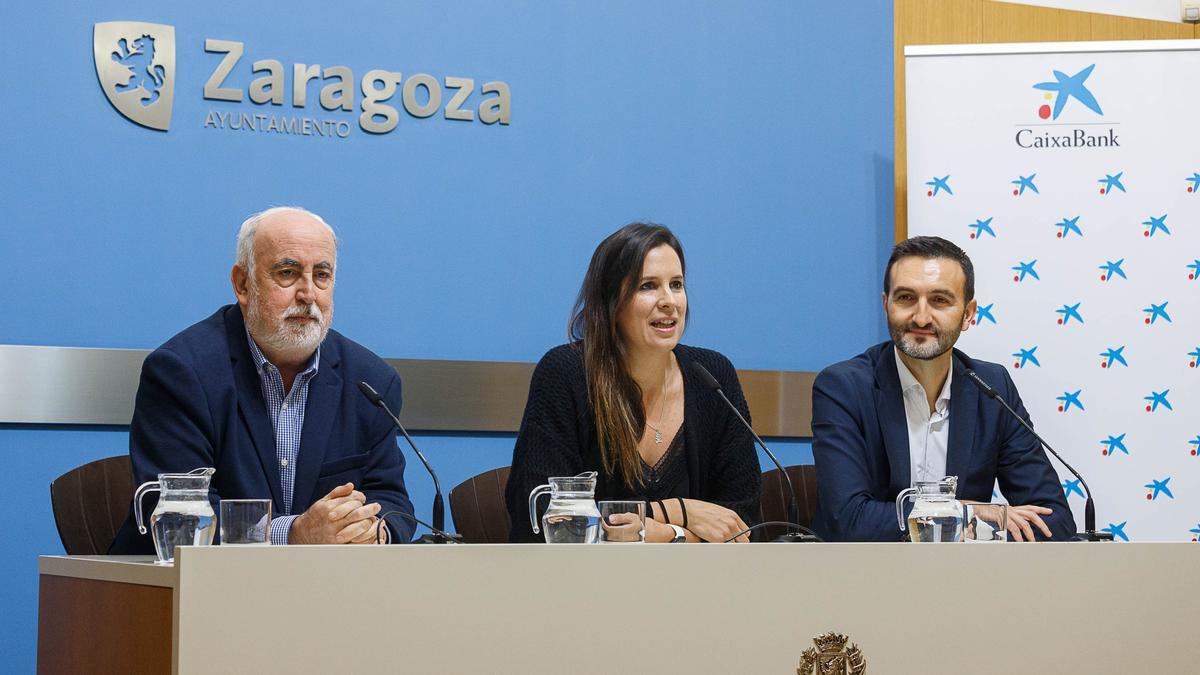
245, 281, 330, 360
888, 317, 962, 361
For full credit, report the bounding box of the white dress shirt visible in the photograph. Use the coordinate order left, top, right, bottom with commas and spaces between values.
895, 347, 953, 486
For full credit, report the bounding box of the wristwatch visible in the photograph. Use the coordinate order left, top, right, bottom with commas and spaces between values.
668, 524, 687, 543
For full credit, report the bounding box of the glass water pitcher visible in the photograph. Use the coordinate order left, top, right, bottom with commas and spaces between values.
896, 475, 963, 542
133, 467, 217, 564
528, 471, 601, 543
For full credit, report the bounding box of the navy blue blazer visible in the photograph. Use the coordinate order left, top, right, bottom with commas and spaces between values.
110, 304, 414, 552
810, 342, 1075, 542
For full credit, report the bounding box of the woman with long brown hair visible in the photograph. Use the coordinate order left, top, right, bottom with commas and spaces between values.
506, 223, 761, 543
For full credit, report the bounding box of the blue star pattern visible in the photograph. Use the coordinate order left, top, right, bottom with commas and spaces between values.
1104, 522, 1129, 542
1097, 172, 1125, 194
1057, 389, 1084, 413
1143, 302, 1171, 325
1144, 390, 1172, 412
926, 175, 952, 197
1100, 346, 1127, 368
1033, 64, 1103, 119
1100, 433, 1129, 456
968, 217, 995, 239
1012, 260, 1039, 281
1056, 303, 1083, 325
1186, 172, 1200, 194
1145, 477, 1173, 500
1142, 214, 1170, 237
1099, 259, 1126, 281
975, 303, 996, 325
1055, 216, 1082, 239
1012, 346, 1040, 369
1062, 478, 1084, 499
1187, 260, 1199, 281
1012, 174, 1039, 195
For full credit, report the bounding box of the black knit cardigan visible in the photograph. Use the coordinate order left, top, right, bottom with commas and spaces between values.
505, 343, 762, 542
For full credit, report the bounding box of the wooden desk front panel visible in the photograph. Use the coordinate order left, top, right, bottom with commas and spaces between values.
37, 575, 171, 675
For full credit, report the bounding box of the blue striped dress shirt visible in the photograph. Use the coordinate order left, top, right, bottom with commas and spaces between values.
245, 331, 320, 545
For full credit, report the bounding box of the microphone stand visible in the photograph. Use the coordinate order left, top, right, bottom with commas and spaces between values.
690, 363, 816, 542
377, 510, 459, 545
358, 382, 462, 544
960, 365, 1112, 542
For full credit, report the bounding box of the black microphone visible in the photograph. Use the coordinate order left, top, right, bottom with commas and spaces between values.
690, 362, 816, 542
358, 381, 461, 544
957, 361, 1112, 542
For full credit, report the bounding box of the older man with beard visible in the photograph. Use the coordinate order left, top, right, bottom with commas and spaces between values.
810, 236, 1074, 542
111, 207, 415, 552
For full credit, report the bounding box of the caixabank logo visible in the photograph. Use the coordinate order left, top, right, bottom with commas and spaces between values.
1033, 64, 1102, 120
1016, 63, 1118, 150
94, 22, 175, 131
93, 20, 511, 139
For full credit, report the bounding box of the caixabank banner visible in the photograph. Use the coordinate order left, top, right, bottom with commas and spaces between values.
906, 40, 1199, 542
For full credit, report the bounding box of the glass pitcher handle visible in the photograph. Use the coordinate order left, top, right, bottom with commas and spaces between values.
895, 487, 917, 531
528, 484, 551, 535
133, 481, 161, 535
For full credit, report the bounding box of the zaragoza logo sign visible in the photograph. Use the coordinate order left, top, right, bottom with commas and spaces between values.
93, 20, 511, 138
94, 22, 176, 131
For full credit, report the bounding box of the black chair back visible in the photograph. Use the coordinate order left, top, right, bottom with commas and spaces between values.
50, 455, 134, 555
448, 466, 512, 543
758, 464, 819, 540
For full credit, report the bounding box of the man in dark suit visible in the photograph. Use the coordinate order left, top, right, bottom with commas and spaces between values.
811, 236, 1074, 542
111, 206, 414, 552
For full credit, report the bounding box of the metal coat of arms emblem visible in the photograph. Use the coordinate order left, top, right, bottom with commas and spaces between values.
93, 21, 176, 131
797, 632, 866, 675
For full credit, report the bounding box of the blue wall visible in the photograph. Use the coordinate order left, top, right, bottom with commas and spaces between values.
0, 2, 893, 669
